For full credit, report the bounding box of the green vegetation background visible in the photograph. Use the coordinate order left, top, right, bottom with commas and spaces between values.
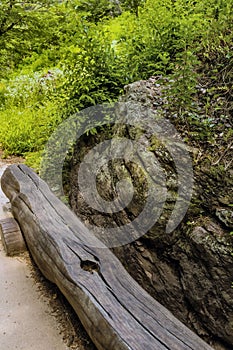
0, 0, 232, 170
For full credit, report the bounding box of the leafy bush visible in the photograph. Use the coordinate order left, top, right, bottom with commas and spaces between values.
0, 101, 61, 155
59, 22, 127, 115
0, 0, 232, 169
73, 0, 121, 23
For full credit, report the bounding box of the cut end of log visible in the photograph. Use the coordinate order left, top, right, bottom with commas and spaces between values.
0, 217, 27, 256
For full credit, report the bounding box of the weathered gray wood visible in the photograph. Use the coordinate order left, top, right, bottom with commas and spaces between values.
1, 164, 214, 350
0, 217, 27, 256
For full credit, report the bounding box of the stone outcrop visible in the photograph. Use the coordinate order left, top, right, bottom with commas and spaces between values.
67, 78, 233, 349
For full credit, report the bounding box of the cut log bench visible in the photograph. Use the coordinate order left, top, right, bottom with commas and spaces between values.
1, 164, 213, 350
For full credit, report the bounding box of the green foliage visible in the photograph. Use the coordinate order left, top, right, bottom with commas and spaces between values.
0, 0, 68, 77
0, 69, 62, 163
72, 0, 121, 23
55, 19, 130, 116
0, 101, 61, 155
24, 151, 43, 173
2, 69, 62, 108
120, 0, 146, 16
0, 0, 232, 168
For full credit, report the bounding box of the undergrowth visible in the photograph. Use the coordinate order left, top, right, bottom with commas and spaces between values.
0, 0, 232, 171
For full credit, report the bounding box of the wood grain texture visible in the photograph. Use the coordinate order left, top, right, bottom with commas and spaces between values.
0, 217, 27, 256
1, 164, 214, 350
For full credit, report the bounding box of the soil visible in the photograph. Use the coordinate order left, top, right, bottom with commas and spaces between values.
0, 154, 96, 350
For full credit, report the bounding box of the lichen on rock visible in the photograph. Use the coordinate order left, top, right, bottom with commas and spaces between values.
66, 77, 233, 350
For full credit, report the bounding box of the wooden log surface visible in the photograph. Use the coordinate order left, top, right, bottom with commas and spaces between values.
0, 217, 27, 256
1, 164, 214, 350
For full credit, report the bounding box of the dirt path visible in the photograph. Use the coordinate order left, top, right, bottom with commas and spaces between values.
0, 243, 70, 350
0, 157, 96, 350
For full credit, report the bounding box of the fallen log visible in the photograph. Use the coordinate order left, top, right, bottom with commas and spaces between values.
1, 164, 214, 350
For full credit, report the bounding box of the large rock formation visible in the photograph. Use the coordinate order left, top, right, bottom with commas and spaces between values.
67, 78, 233, 349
